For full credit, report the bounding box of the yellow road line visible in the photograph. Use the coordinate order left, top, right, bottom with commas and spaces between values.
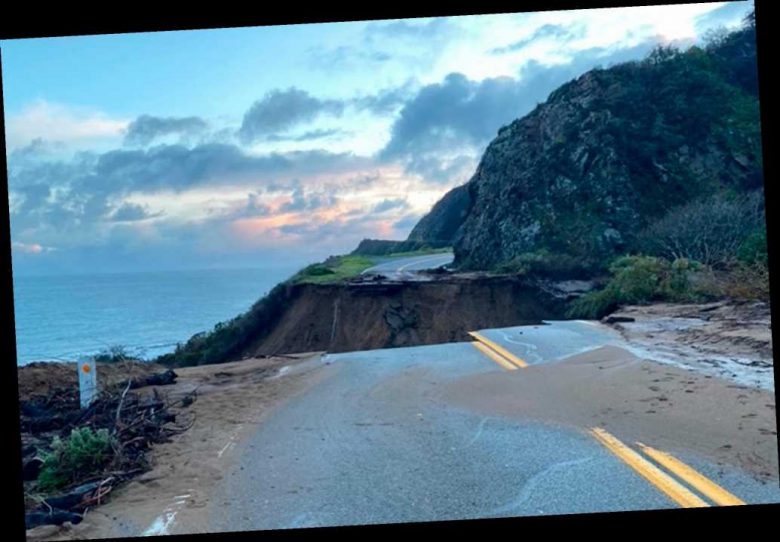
468, 331, 528, 368
589, 428, 709, 508
636, 443, 745, 506
471, 341, 518, 371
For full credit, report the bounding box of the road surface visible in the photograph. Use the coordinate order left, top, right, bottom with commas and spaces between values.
362, 252, 454, 280
207, 321, 780, 532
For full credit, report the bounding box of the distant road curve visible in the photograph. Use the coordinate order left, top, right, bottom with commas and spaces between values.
361, 252, 454, 278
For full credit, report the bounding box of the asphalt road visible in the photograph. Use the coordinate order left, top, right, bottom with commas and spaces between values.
209, 321, 780, 532
362, 252, 454, 280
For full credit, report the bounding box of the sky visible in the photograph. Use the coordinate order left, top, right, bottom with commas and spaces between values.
2, 1, 754, 275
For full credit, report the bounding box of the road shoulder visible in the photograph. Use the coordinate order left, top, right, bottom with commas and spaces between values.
26, 353, 329, 541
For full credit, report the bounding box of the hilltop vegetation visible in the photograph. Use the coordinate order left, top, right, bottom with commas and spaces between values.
410, 14, 764, 281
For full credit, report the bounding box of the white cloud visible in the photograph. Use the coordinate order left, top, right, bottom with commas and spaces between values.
5, 100, 129, 151
426, 3, 744, 82
12, 241, 55, 254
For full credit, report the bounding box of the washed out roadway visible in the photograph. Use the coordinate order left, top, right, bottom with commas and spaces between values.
361, 252, 454, 280
207, 320, 780, 532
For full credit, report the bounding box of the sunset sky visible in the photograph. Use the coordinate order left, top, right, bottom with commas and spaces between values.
2, 2, 753, 275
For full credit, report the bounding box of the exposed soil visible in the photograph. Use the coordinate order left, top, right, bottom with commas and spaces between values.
245, 275, 568, 357
17, 361, 165, 402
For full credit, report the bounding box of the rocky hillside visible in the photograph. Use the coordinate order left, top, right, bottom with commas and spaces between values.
406, 184, 471, 245
410, 16, 763, 272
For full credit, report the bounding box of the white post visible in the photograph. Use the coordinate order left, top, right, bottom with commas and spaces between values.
78, 356, 98, 409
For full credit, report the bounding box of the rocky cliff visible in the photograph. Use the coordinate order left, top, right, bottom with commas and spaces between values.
407, 184, 471, 245
410, 18, 762, 272
159, 275, 571, 365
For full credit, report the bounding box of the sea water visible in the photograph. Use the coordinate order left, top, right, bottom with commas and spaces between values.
11, 266, 300, 365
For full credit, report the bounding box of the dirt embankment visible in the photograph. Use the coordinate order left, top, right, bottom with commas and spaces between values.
244, 276, 570, 358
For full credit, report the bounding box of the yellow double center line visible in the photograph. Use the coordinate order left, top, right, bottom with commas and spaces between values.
590, 427, 745, 507
469, 331, 528, 370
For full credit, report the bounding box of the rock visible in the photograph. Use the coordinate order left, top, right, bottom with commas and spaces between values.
22, 457, 43, 481
26, 510, 83, 529
43, 480, 104, 511
407, 184, 472, 245
408, 22, 762, 272
129, 369, 177, 389
603, 315, 636, 324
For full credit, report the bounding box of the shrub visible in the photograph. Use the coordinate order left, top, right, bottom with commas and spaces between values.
493, 249, 594, 279
638, 191, 765, 267
38, 427, 115, 492
698, 260, 770, 301
93, 345, 132, 363
737, 227, 768, 266
300, 264, 335, 277
567, 255, 716, 319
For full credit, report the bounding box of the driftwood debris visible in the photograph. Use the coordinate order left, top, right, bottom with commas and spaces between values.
21, 369, 194, 529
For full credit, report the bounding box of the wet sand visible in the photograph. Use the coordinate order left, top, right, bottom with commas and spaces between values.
605, 301, 774, 390
443, 344, 778, 483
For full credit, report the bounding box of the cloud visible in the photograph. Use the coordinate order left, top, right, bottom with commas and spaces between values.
83, 144, 369, 194
109, 202, 161, 222
12, 241, 55, 254
7, 138, 67, 165
310, 18, 455, 76
371, 17, 454, 40
372, 198, 408, 213
490, 23, 583, 54
238, 88, 345, 143
15, 182, 52, 215
351, 80, 418, 115
6, 142, 374, 251
280, 185, 339, 212
694, 1, 753, 36
5, 100, 128, 150
245, 193, 271, 216
240, 83, 417, 144
308, 45, 393, 70
124, 115, 209, 146
267, 128, 348, 142
379, 39, 659, 182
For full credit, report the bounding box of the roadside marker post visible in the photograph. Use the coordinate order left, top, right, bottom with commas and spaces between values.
78, 356, 98, 409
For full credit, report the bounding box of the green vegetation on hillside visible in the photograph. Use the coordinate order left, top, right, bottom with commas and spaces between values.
351, 238, 451, 256
566, 256, 716, 319
292, 255, 376, 284
418, 13, 762, 275
492, 249, 593, 279
567, 252, 769, 320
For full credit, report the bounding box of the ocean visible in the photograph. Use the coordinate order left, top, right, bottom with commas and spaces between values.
11, 266, 301, 365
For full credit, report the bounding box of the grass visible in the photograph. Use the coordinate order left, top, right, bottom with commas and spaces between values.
292, 248, 452, 285
373, 246, 452, 260
292, 255, 376, 284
